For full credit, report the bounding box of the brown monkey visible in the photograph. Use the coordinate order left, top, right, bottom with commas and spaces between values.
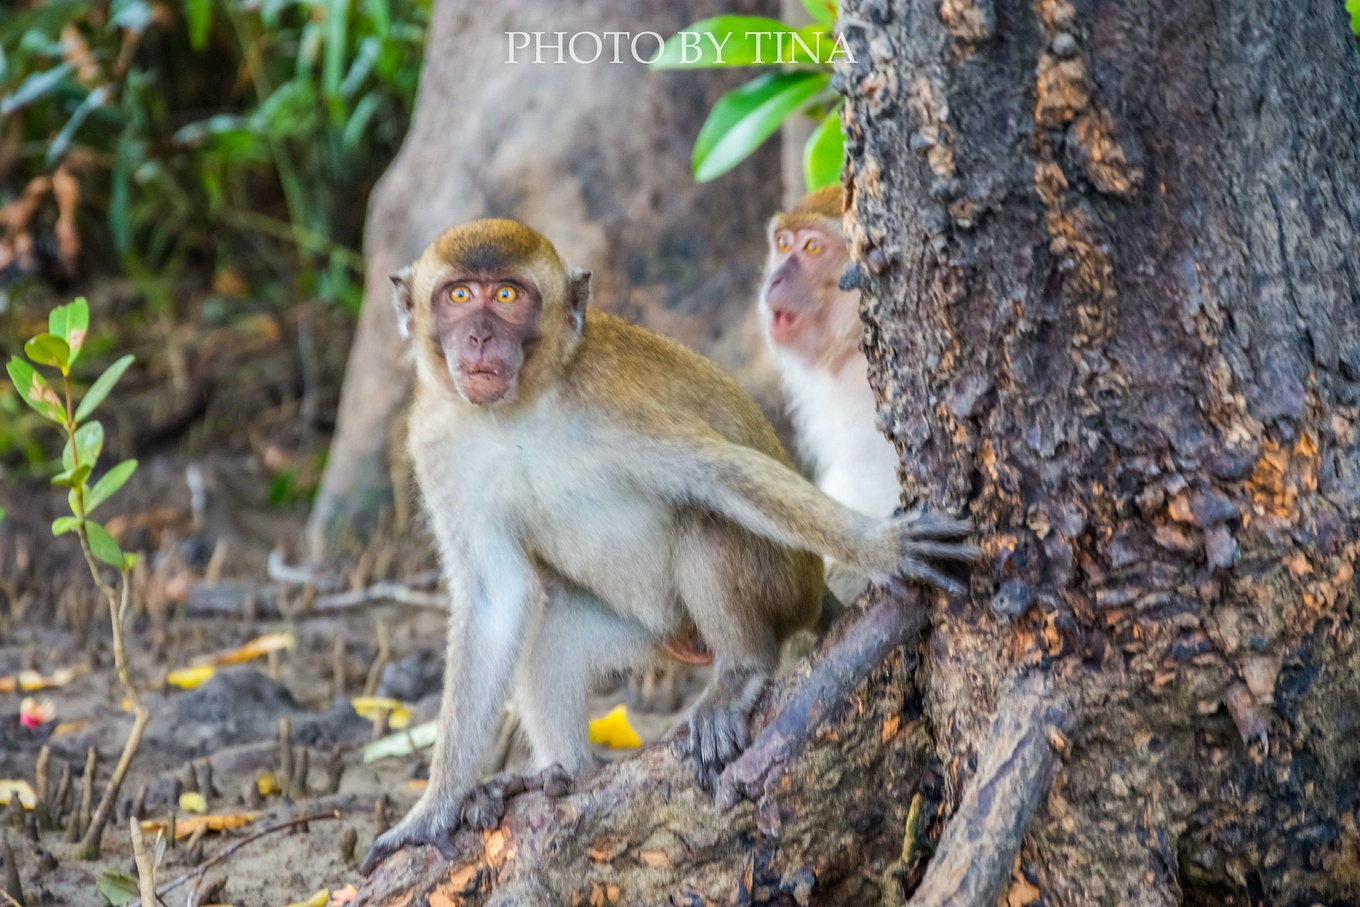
362, 219, 974, 872
759, 187, 900, 601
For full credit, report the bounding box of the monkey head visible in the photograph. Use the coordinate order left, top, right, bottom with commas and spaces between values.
392, 219, 590, 407
758, 187, 862, 372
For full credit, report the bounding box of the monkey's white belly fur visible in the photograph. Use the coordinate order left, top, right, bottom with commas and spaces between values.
411, 402, 683, 637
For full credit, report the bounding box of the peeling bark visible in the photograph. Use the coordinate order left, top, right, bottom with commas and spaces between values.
839, 0, 1360, 903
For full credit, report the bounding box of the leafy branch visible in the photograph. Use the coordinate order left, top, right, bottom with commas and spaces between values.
651, 0, 845, 189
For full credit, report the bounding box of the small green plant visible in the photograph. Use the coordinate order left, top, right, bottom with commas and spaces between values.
6, 296, 147, 860
652, 0, 845, 189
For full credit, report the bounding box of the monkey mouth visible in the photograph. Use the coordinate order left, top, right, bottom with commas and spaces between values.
768, 308, 801, 342
455, 364, 513, 404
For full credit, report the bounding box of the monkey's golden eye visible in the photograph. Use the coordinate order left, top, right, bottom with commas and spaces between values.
495, 285, 519, 304
450, 285, 472, 303
804, 238, 823, 255
775, 234, 792, 253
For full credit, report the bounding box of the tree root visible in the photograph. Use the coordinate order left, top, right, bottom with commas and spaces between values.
906, 672, 1074, 907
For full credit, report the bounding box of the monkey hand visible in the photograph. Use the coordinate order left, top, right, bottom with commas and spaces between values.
360, 790, 466, 875
862, 507, 979, 595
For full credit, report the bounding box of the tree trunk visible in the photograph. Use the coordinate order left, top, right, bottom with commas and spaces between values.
358, 1, 1360, 904
307, 0, 784, 554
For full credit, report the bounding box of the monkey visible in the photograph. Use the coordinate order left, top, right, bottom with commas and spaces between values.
361, 219, 975, 873
758, 187, 902, 602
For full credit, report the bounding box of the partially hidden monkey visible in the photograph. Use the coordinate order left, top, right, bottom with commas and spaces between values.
759, 187, 901, 602
362, 219, 975, 872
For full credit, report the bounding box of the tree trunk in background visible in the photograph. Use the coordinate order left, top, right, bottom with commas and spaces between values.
839, 0, 1360, 902
360, 1, 1360, 905
307, 0, 782, 555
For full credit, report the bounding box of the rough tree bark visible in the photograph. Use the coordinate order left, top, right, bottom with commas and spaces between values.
307, 0, 783, 554
360, 1, 1360, 905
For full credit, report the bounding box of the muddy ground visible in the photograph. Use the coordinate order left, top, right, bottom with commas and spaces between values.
0, 281, 704, 906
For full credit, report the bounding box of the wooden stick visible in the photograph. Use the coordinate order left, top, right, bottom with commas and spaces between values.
78, 706, 151, 860
127, 817, 158, 907
155, 810, 341, 897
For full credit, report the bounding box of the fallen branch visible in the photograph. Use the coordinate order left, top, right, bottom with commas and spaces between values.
189, 577, 447, 617
717, 592, 927, 809
359, 590, 935, 905
906, 672, 1074, 907
156, 809, 341, 897
128, 817, 159, 907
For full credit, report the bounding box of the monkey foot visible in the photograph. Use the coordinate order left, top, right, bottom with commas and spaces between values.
460, 765, 574, 830
361, 799, 462, 875
681, 700, 752, 792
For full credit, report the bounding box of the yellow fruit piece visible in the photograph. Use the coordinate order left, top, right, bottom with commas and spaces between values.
179, 791, 207, 813
283, 889, 330, 907
588, 704, 642, 750
329, 885, 358, 905
256, 771, 280, 796
141, 812, 257, 839
167, 664, 216, 689
351, 696, 412, 729
209, 631, 295, 667
0, 780, 36, 809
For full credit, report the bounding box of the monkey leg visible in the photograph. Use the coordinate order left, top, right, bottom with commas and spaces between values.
515, 583, 657, 775
673, 516, 800, 790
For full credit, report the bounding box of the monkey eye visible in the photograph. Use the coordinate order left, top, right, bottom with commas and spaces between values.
495, 285, 519, 304
449, 285, 472, 303
775, 233, 792, 253
804, 238, 823, 255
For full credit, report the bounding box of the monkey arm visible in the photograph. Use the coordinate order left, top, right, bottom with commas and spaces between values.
640, 437, 975, 594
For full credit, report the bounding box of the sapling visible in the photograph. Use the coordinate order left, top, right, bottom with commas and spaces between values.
6, 297, 147, 859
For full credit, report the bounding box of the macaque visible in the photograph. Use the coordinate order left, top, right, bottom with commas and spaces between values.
362, 219, 974, 872
758, 187, 901, 601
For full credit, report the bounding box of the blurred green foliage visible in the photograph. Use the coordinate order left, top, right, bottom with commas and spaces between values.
0, 0, 429, 313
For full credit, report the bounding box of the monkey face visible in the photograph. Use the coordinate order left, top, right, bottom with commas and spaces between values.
430, 277, 542, 405
759, 221, 861, 370
394, 219, 591, 409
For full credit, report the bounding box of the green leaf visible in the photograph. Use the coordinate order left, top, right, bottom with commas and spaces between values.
75, 354, 134, 422
7, 357, 66, 423
187, 0, 211, 49
85, 521, 124, 568
323, 0, 349, 122
53, 516, 81, 536
45, 85, 109, 167
121, 551, 140, 571
63, 421, 104, 471
52, 462, 92, 488
1349, 0, 1360, 36
804, 105, 845, 190
652, 16, 828, 69
24, 334, 71, 372
95, 869, 140, 906
693, 71, 829, 182
800, 0, 836, 27
49, 297, 89, 362
0, 62, 74, 116
85, 460, 137, 515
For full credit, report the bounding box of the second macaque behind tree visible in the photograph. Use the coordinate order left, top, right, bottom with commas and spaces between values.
362, 218, 975, 873
759, 187, 902, 602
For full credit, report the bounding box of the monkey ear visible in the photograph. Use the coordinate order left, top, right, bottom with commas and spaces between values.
566, 267, 591, 334
390, 266, 414, 341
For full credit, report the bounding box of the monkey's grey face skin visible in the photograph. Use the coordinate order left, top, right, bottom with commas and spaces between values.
431, 276, 543, 405
760, 224, 857, 367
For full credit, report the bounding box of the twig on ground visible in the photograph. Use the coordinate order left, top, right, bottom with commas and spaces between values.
155, 810, 341, 897
128, 817, 158, 907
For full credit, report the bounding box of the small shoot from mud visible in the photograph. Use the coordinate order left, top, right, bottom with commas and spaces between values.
6, 297, 149, 861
